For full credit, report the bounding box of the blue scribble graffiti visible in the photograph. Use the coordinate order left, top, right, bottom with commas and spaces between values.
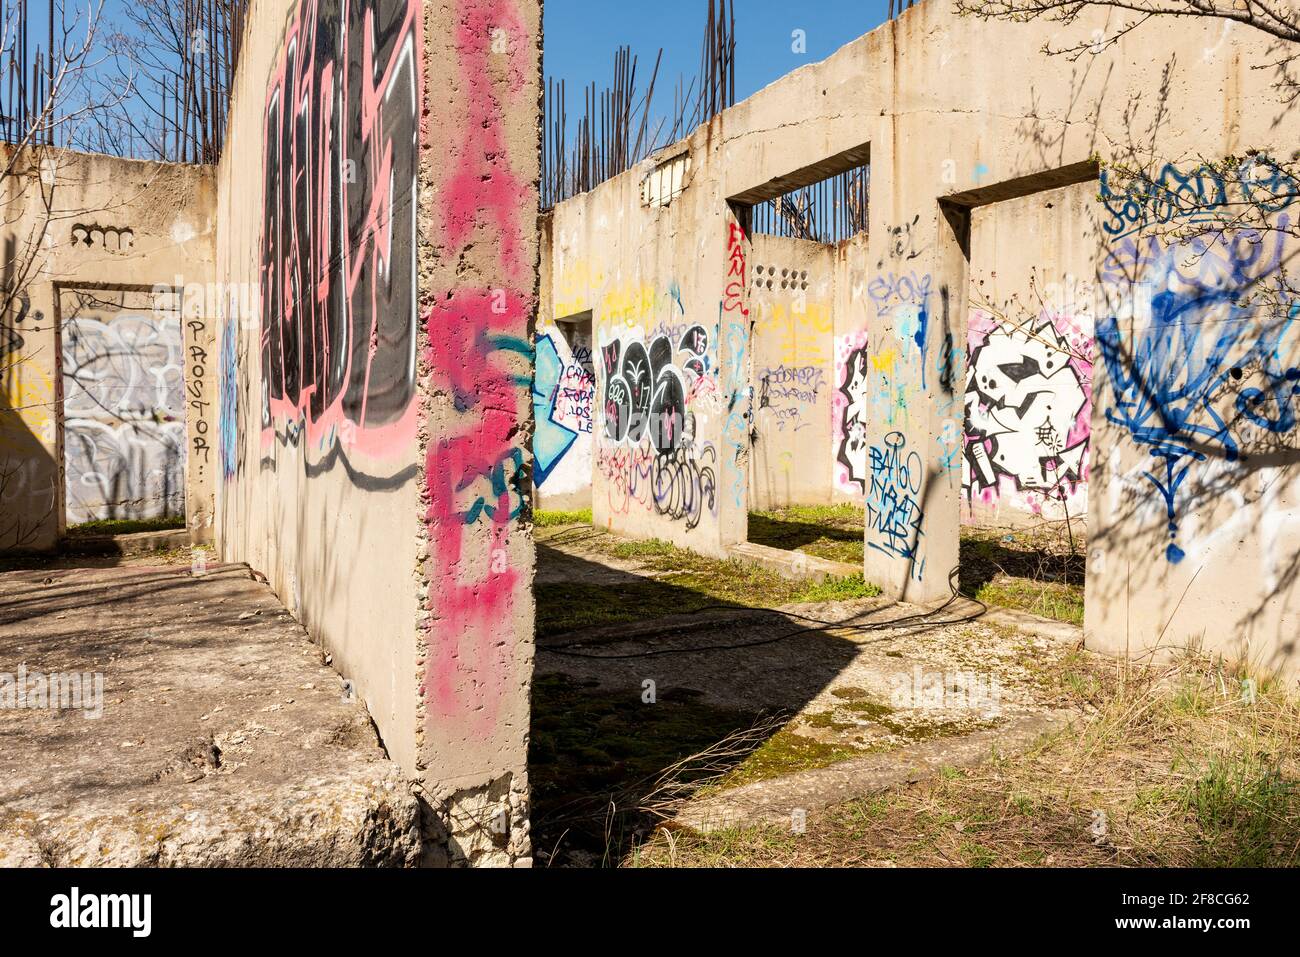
219, 318, 238, 482
1098, 222, 1296, 563
867, 430, 925, 580
1100, 157, 1299, 240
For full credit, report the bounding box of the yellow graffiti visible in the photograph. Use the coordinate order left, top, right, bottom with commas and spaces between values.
555, 258, 683, 332
753, 300, 833, 365
553, 259, 606, 318
0, 354, 54, 446
871, 348, 898, 373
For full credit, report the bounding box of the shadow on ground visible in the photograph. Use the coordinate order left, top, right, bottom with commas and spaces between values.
747, 511, 1087, 624
747, 511, 863, 564
956, 534, 1086, 597
531, 543, 862, 867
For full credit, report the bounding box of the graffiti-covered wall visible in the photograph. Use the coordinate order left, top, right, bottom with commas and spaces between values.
542, 4, 1300, 674
964, 182, 1099, 525
61, 291, 187, 523
548, 159, 749, 557
749, 235, 837, 509
0, 147, 216, 550
1089, 159, 1300, 675
216, 0, 539, 864
217, 0, 423, 790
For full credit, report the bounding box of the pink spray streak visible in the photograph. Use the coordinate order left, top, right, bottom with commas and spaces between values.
421, 0, 535, 736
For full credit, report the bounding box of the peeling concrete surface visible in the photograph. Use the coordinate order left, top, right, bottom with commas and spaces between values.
0, 563, 422, 866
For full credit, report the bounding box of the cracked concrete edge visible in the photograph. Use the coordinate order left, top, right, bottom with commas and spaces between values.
726, 542, 863, 583
673, 710, 1078, 834
944, 597, 1084, 646
0, 766, 424, 867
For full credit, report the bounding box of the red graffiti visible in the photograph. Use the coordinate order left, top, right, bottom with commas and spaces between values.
723, 221, 749, 317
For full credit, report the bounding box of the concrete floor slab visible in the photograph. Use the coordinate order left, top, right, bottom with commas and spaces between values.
0, 563, 421, 867
674, 711, 1075, 832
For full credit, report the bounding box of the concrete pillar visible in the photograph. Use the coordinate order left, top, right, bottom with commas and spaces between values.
861, 180, 965, 605
717, 206, 753, 549
415, 0, 541, 866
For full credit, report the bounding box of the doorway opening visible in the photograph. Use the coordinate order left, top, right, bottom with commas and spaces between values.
58, 287, 188, 535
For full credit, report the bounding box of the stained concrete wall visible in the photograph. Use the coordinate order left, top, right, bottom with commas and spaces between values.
0, 147, 217, 551
534, 216, 596, 511
214, 0, 539, 864
964, 181, 1099, 526
749, 234, 837, 509
542, 4, 1300, 674
1087, 173, 1300, 677
551, 150, 751, 557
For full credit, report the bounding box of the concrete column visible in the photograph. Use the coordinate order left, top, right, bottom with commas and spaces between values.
415, 0, 541, 867
861, 186, 965, 605
717, 206, 753, 549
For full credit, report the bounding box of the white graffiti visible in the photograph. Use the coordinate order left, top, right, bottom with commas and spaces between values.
837, 344, 870, 491
63, 316, 185, 421
62, 314, 187, 522
965, 320, 1088, 493
64, 420, 186, 522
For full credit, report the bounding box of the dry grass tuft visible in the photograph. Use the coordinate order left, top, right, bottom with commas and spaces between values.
630, 652, 1300, 868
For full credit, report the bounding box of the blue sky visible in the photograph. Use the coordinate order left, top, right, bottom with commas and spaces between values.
543, 0, 893, 134
44, 0, 893, 158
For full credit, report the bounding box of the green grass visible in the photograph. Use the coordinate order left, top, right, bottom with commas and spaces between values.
534, 508, 593, 528
65, 516, 186, 536
748, 506, 865, 565
713, 729, 863, 790
1179, 756, 1299, 867
535, 531, 879, 637
957, 527, 1086, 624
972, 578, 1085, 625
631, 655, 1300, 868
748, 507, 1088, 624
530, 672, 759, 866
752, 503, 863, 527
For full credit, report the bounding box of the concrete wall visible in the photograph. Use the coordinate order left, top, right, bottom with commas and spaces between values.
1087, 167, 1300, 677
0, 147, 216, 550
749, 234, 837, 509
551, 151, 751, 557
542, 3, 1300, 674
533, 217, 596, 511
964, 181, 1099, 526
214, 0, 539, 865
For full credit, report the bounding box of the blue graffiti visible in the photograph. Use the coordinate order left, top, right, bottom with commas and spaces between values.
219, 319, 238, 481
1100, 158, 1299, 241
866, 430, 925, 579
1098, 224, 1296, 562
533, 335, 577, 486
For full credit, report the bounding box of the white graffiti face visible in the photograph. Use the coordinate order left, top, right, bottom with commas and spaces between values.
966, 321, 1087, 491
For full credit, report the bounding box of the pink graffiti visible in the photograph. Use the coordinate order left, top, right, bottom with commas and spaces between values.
421, 0, 535, 738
